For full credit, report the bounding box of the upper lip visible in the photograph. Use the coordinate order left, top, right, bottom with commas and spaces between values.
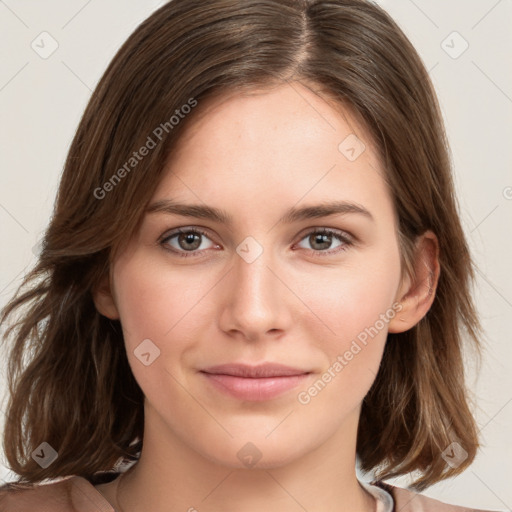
200, 363, 310, 378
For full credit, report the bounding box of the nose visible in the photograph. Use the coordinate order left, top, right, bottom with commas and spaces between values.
217, 245, 293, 342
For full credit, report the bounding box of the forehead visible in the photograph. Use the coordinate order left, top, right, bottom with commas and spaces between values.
172, 81, 377, 162
149, 82, 392, 228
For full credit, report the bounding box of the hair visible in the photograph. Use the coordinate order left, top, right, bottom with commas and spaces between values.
0, 0, 483, 493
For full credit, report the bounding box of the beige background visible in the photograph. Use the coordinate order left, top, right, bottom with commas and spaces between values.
0, 1, 511, 510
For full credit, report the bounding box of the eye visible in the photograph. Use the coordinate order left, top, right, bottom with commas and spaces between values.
160, 228, 219, 258
295, 228, 353, 256
159, 226, 353, 259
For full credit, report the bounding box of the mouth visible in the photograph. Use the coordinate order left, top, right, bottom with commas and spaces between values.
199, 363, 312, 401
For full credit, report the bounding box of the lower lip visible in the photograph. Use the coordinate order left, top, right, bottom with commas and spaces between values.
200, 372, 310, 401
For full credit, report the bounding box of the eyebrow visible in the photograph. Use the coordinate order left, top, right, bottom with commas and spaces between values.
145, 199, 374, 226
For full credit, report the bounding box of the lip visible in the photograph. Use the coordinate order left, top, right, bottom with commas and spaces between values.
202, 363, 309, 378
200, 363, 311, 401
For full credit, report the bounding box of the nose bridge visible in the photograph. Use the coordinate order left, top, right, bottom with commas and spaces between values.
234, 239, 277, 309
220, 236, 289, 338
236, 246, 272, 297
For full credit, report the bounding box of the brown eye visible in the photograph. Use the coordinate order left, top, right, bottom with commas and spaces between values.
296, 228, 353, 256
176, 232, 202, 251
160, 228, 217, 257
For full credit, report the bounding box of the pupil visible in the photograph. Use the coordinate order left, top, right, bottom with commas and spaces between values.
180, 232, 200, 250
313, 233, 331, 250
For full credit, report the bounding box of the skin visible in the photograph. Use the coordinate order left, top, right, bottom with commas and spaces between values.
93, 81, 439, 512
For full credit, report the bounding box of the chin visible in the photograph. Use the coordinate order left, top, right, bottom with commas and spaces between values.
198, 433, 312, 471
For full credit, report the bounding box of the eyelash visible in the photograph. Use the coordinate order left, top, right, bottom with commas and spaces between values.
159, 227, 354, 259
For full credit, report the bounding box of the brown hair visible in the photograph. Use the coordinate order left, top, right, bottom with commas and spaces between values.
0, 0, 482, 493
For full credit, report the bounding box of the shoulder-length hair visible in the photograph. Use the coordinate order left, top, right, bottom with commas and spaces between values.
1, 0, 482, 492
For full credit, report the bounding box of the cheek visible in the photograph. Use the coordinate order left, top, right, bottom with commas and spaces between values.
302, 253, 401, 341
296, 275, 398, 417
111, 257, 209, 405
114, 252, 190, 331
111, 255, 211, 369
295, 244, 402, 401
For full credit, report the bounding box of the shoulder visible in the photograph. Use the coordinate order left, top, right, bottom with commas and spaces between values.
0, 475, 115, 512
377, 481, 500, 512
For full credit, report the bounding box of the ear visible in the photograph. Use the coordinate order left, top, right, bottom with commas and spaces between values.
388, 230, 440, 333
92, 272, 120, 320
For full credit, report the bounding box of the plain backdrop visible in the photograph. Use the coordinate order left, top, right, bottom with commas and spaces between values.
0, 1, 511, 510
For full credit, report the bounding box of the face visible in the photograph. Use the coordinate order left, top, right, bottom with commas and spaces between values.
102, 82, 408, 470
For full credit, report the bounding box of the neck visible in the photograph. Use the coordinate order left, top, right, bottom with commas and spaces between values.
114, 406, 375, 512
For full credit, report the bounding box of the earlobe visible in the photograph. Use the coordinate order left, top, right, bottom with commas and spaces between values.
388, 231, 440, 334
92, 273, 120, 320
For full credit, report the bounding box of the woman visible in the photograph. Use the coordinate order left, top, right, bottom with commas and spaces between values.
0, 0, 497, 510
